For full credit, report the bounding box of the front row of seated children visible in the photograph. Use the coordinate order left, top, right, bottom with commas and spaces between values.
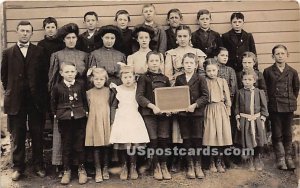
51, 45, 299, 185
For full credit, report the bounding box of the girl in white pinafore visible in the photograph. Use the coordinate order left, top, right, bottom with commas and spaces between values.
109, 65, 149, 180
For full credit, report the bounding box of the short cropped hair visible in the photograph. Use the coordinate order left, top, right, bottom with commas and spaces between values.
115, 10, 131, 22
272, 44, 288, 55
142, 3, 155, 12
17, 20, 33, 31
43, 17, 57, 28
230, 12, 244, 21
84, 11, 98, 21
197, 9, 211, 20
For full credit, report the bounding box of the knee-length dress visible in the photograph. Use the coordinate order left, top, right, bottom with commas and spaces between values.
203, 77, 232, 146
85, 87, 111, 146
109, 85, 150, 144
234, 87, 268, 149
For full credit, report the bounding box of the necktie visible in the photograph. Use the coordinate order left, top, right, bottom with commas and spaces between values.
19, 43, 29, 48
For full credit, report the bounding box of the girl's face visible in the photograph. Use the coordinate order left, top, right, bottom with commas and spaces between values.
205, 64, 218, 79
273, 47, 288, 64
198, 14, 211, 30
137, 31, 150, 49
116, 14, 129, 30
60, 65, 77, 82
142, 6, 155, 23
147, 54, 161, 73
45, 23, 57, 37
93, 74, 106, 89
64, 33, 77, 48
242, 75, 256, 89
102, 33, 116, 48
183, 57, 197, 74
84, 15, 98, 31
217, 50, 229, 65
242, 57, 255, 71
121, 72, 135, 87
231, 18, 244, 33
176, 29, 190, 47
168, 12, 182, 29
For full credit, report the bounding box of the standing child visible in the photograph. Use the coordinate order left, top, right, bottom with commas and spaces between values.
85, 68, 116, 182
110, 65, 150, 180
235, 70, 268, 171
191, 9, 223, 58
133, 4, 167, 54
136, 51, 171, 180
89, 25, 126, 86
222, 12, 257, 72
175, 53, 209, 179
202, 58, 232, 173
76, 11, 102, 53
114, 10, 133, 57
263, 44, 299, 170
51, 63, 88, 185
165, 8, 183, 51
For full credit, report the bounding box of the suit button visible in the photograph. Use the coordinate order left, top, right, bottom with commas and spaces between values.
72, 104, 75, 107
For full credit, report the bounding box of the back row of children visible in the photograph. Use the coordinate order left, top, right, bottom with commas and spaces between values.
37, 3, 299, 185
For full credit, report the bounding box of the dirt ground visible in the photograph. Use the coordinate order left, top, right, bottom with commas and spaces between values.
1, 116, 300, 188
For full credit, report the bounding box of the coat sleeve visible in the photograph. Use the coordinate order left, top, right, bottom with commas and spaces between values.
292, 70, 300, 98
136, 76, 151, 108
249, 33, 256, 55
1, 50, 8, 90
259, 90, 269, 118
158, 27, 167, 54
48, 52, 59, 91
50, 85, 59, 116
110, 88, 118, 125
229, 68, 238, 98
195, 77, 209, 109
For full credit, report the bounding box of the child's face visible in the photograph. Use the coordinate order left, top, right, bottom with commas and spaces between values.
205, 64, 218, 79
60, 65, 77, 82
64, 33, 77, 48
137, 31, 150, 49
242, 57, 255, 71
198, 14, 211, 30
93, 75, 106, 89
121, 72, 135, 87
142, 6, 155, 23
183, 57, 196, 74
168, 12, 182, 29
44, 23, 57, 37
84, 15, 98, 31
217, 50, 229, 65
231, 17, 244, 32
242, 75, 256, 89
116, 14, 129, 30
102, 33, 116, 48
176, 29, 190, 47
147, 54, 161, 73
273, 47, 288, 64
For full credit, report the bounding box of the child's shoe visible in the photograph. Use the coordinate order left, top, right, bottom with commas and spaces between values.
102, 165, 110, 180
286, 156, 296, 170
161, 162, 171, 180
153, 162, 163, 180
120, 163, 128, 180
248, 157, 255, 172
130, 162, 138, 180
187, 160, 196, 179
209, 160, 217, 173
254, 155, 264, 171
194, 161, 205, 179
216, 158, 225, 173
78, 165, 88, 184
277, 157, 288, 170
61, 169, 71, 185
95, 168, 103, 183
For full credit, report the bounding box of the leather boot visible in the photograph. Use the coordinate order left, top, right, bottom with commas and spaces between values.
194, 161, 204, 179
153, 162, 163, 180
286, 156, 296, 170
161, 162, 171, 180
78, 164, 88, 184
277, 157, 288, 170
254, 154, 263, 171
61, 169, 71, 185
187, 160, 196, 179
209, 157, 217, 173
129, 155, 138, 180
248, 156, 255, 171
216, 157, 225, 173
120, 162, 128, 180
95, 167, 103, 183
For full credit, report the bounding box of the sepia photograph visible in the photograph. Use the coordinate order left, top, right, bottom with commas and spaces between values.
0, 0, 299, 187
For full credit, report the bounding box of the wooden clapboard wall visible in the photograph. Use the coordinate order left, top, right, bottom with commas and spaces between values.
2, 0, 300, 114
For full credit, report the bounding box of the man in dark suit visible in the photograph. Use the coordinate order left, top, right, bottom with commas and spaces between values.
1, 21, 47, 181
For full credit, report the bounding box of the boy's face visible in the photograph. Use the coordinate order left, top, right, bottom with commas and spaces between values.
231, 17, 244, 33
16, 25, 33, 44
64, 33, 77, 48
102, 33, 116, 48
242, 57, 255, 71
142, 6, 155, 23
205, 64, 218, 79
137, 31, 150, 49
168, 12, 182, 29
116, 14, 129, 30
84, 15, 98, 31
176, 29, 190, 47
60, 65, 77, 82
121, 72, 135, 87
183, 57, 196, 74
242, 75, 256, 89
273, 47, 288, 64
147, 54, 161, 73
216, 50, 228, 65
93, 75, 106, 89
198, 14, 211, 30
44, 23, 57, 37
